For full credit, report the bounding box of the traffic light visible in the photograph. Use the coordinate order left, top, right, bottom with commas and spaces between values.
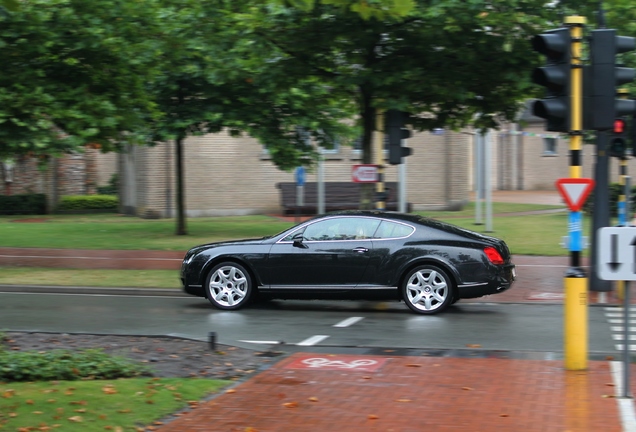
589, 29, 636, 130
609, 118, 628, 158
385, 109, 413, 165
531, 28, 571, 132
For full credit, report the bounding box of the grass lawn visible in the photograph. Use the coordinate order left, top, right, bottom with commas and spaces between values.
0, 201, 597, 289
0, 378, 228, 431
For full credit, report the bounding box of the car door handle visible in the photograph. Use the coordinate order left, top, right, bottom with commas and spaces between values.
352, 247, 369, 253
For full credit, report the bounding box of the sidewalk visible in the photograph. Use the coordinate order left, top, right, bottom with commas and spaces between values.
157, 355, 632, 432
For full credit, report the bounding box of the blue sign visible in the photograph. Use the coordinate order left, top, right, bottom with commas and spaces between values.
295, 166, 306, 186
568, 211, 583, 252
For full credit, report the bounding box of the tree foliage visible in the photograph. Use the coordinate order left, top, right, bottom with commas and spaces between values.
0, 0, 163, 159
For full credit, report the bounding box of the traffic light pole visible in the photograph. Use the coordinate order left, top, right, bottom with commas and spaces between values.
375, 110, 386, 210
564, 15, 587, 371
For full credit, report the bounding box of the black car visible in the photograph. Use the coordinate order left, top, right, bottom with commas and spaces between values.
181, 211, 515, 314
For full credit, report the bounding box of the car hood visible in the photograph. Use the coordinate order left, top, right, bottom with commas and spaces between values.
185, 238, 268, 256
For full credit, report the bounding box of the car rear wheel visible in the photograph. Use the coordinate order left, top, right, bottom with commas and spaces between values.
205, 262, 253, 310
402, 265, 454, 314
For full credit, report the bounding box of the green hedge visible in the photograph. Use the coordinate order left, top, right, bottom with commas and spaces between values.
57, 194, 119, 212
0, 193, 47, 215
0, 347, 150, 382
583, 183, 636, 217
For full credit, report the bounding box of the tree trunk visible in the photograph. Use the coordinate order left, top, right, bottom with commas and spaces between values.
175, 131, 187, 236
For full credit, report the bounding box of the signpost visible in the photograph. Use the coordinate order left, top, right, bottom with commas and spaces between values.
351, 164, 379, 183
295, 167, 305, 223
597, 226, 636, 398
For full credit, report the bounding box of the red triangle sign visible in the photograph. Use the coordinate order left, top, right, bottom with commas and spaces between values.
555, 178, 595, 212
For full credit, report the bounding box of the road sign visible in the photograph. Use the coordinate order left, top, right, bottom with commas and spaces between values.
596, 227, 636, 281
555, 178, 595, 212
351, 164, 379, 183
295, 166, 306, 186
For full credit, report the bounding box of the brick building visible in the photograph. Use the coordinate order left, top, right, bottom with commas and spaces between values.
118, 128, 471, 218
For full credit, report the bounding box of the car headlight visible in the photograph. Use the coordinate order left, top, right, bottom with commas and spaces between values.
183, 251, 196, 265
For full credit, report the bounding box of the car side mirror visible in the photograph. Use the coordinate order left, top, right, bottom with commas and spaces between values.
292, 233, 308, 249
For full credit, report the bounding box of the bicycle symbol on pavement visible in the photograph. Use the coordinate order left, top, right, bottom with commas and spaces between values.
284, 354, 388, 372
301, 358, 378, 369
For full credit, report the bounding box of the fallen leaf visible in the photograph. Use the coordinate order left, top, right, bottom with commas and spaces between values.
368, 414, 379, 420
2, 389, 15, 398
117, 409, 131, 414
308, 397, 319, 402
74, 409, 86, 413
32, 411, 43, 414
102, 386, 118, 395
462, 387, 473, 391
395, 399, 412, 403
606, 383, 616, 387
499, 414, 509, 418
283, 402, 298, 408
466, 344, 481, 348
67, 416, 83, 422
406, 364, 422, 368
26, 399, 34, 404
226, 389, 236, 394
602, 394, 617, 398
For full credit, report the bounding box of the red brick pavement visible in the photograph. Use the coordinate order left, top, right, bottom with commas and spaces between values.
158, 353, 629, 432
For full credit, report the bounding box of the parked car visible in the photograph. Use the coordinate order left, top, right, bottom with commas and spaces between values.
181, 211, 516, 314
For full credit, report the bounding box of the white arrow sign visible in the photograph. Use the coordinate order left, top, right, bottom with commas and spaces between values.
351, 164, 378, 183
597, 227, 636, 281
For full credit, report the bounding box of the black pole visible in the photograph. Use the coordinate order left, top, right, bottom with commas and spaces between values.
590, 130, 612, 291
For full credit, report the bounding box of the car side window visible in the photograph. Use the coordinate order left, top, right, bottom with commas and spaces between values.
302, 217, 381, 241
373, 221, 414, 239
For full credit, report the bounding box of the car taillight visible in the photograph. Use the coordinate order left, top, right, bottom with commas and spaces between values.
484, 247, 504, 265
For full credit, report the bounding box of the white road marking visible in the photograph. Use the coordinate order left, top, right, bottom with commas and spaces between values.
333, 317, 364, 328
612, 327, 636, 333
297, 335, 329, 346
238, 340, 282, 345
610, 361, 636, 432
612, 334, 636, 341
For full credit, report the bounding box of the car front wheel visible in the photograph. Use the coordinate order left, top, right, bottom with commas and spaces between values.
205, 262, 253, 310
402, 265, 454, 314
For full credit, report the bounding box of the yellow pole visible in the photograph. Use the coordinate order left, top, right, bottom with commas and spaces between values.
564, 15, 587, 371
375, 109, 386, 210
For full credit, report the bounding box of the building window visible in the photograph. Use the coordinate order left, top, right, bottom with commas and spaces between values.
543, 137, 558, 155
352, 136, 389, 151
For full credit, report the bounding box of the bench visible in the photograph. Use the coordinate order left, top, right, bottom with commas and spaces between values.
276, 182, 411, 215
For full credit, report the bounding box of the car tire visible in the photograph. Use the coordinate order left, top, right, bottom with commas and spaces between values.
401, 264, 454, 314
205, 262, 253, 310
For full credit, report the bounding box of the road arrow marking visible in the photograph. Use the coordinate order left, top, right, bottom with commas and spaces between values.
609, 234, 621, 272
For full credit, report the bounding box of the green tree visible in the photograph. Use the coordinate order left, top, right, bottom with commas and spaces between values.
0, 0, 163, 160
229, 0, 588, 206
147, 1, 355, 234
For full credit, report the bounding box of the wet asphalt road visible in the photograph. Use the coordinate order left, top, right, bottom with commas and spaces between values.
0, 291, 617, 357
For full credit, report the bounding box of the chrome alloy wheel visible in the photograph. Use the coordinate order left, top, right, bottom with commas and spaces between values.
403, 265, 452, 314
207, 263, 251, 309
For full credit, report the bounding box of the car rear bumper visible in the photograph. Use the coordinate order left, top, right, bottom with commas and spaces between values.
458, 264, 515, 299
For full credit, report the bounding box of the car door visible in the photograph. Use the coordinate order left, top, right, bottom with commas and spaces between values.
265, 216, 379, 289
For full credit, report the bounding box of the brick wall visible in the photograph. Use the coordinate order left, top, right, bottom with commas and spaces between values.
124, 129, 472, 218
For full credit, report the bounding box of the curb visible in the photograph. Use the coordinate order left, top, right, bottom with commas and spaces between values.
0, 284, 186, 297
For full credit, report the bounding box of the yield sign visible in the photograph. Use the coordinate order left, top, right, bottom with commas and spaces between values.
555, 178, 595, 212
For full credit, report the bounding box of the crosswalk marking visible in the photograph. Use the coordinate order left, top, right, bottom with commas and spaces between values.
605, 307, 636, 352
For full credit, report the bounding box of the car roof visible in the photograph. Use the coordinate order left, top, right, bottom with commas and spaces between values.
318, 210, 431, 226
